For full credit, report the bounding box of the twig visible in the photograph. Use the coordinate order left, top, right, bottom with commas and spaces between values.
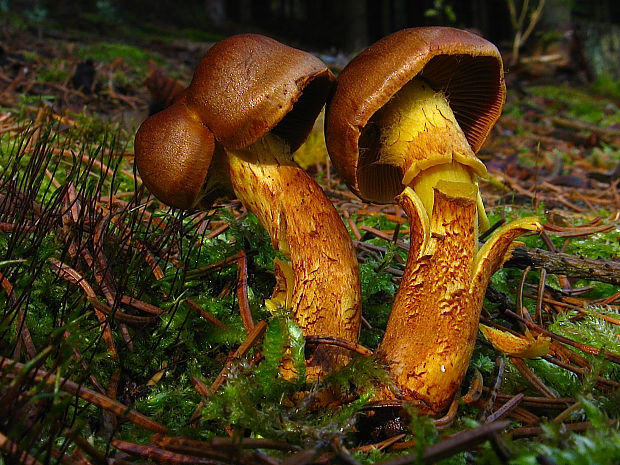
507, 0, 546, 66
71, 431, 109, 465
51, 246, 118, 358
343, 210, 362, 241
433, 397, 459, 429
490, 392, 573, 410
207, 321, 268, 396
542, 355, 620, 391
377, 421, 510, 465
509, 420, 619, 439
280, 448, 321, 465
331, 437, 362, 465
536, 268, 546, 324
112, 440, 240, 465
235, 250, 254, 332
186, 298, 228, 329
516, 266, 531, 322
354, 434, 407, 454
152, 434, 298, 453
552, 399, 582, 424
86, 297, 160, 325
184, 251, 247, 280
543, 222, 616, 237
93, 215, 133, 352
510, 357, 557, 398
485, 393, 524, 424
478, 357, 505, 422
50, 259, 158, 325
121, 295, 165, 315
205, 222, 230, 239
0, 356, 168, 434
461, 369, 484, 404
529, 293, 620, 326
506, 246, 620, 286
304, 336, 373, 357
0, 431, 44, 465
357, 225, 409, 250
549, 115, 620, 140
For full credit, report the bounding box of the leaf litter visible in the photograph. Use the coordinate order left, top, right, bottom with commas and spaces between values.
0, 25, 619, 465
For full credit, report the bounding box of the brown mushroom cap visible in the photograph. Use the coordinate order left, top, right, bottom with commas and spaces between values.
187, 33, 335, 151
135, 34, 335, 211
134, 101, 215, 210
325, 27, 506, 203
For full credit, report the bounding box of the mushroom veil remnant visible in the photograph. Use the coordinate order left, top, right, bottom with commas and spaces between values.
135, 34, 361, 379
325, 27, 541, 414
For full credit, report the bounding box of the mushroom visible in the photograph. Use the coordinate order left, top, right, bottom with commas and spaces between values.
325, 27, 541, 414
135, 34, 361, 379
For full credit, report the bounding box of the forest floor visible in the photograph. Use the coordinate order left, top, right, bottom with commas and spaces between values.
1, 18, 619, 465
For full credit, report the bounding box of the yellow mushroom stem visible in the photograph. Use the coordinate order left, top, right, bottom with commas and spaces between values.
225, 134, 361, 380
373, 77, 541, 414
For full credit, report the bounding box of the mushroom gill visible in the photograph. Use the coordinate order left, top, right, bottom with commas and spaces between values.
135, 34, 361, 380
325, 27, 541, 414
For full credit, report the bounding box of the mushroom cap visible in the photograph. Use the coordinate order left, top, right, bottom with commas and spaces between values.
134, 101, 215, 210
187, 33, 335, 151
325, 27, 506, 203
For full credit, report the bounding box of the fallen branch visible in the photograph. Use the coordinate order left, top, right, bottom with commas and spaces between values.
152, 434, 298, 453
0, 432, 43, 465
550, 115, 620, 140
378, 421, 510, 465
509, 419, 619, 439
506, 246, 620, 286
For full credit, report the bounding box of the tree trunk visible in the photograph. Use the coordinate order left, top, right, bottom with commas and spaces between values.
204, 0, 227, 29
344, 0, 368, 52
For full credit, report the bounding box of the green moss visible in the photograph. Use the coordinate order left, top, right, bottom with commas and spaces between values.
179, 28, 224, 43
76, 41, 160, 75
509, 397, 620, 465
1, 67, 619, 463
35, 59, 70, 83
200, 316, 305, 440
561, 229, 620, 261
590, 75, 620, 99
528, 84, 620, 126
136, 377, 201, 434
550, 310, 620, 357
471, 352, 496, 375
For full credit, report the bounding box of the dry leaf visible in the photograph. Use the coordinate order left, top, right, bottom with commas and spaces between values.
480, 324, 550, 358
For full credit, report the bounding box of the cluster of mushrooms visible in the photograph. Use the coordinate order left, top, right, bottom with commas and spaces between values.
135, 27, 541, 416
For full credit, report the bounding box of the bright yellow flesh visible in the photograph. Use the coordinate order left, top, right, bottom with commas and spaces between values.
374, 78, 541, 413
378, 79, 462, 166
377, 186, 541, 413
411, 162, 473, 220
227, 135, 295, 256
225, 134, 361, 379
375, 77, 489, 233
375, 77, 488, 184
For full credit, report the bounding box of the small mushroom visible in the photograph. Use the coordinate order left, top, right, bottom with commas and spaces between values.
325, 27, 541, 414
136, 34, 361, 379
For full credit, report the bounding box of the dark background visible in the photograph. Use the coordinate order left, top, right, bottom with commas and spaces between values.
6, 0, 620, 81
8, 0, 620, 52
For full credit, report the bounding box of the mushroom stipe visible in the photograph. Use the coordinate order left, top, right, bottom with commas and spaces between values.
135, 34, 361, 380
325, 27, 541, 414
136, 28, 542, 416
